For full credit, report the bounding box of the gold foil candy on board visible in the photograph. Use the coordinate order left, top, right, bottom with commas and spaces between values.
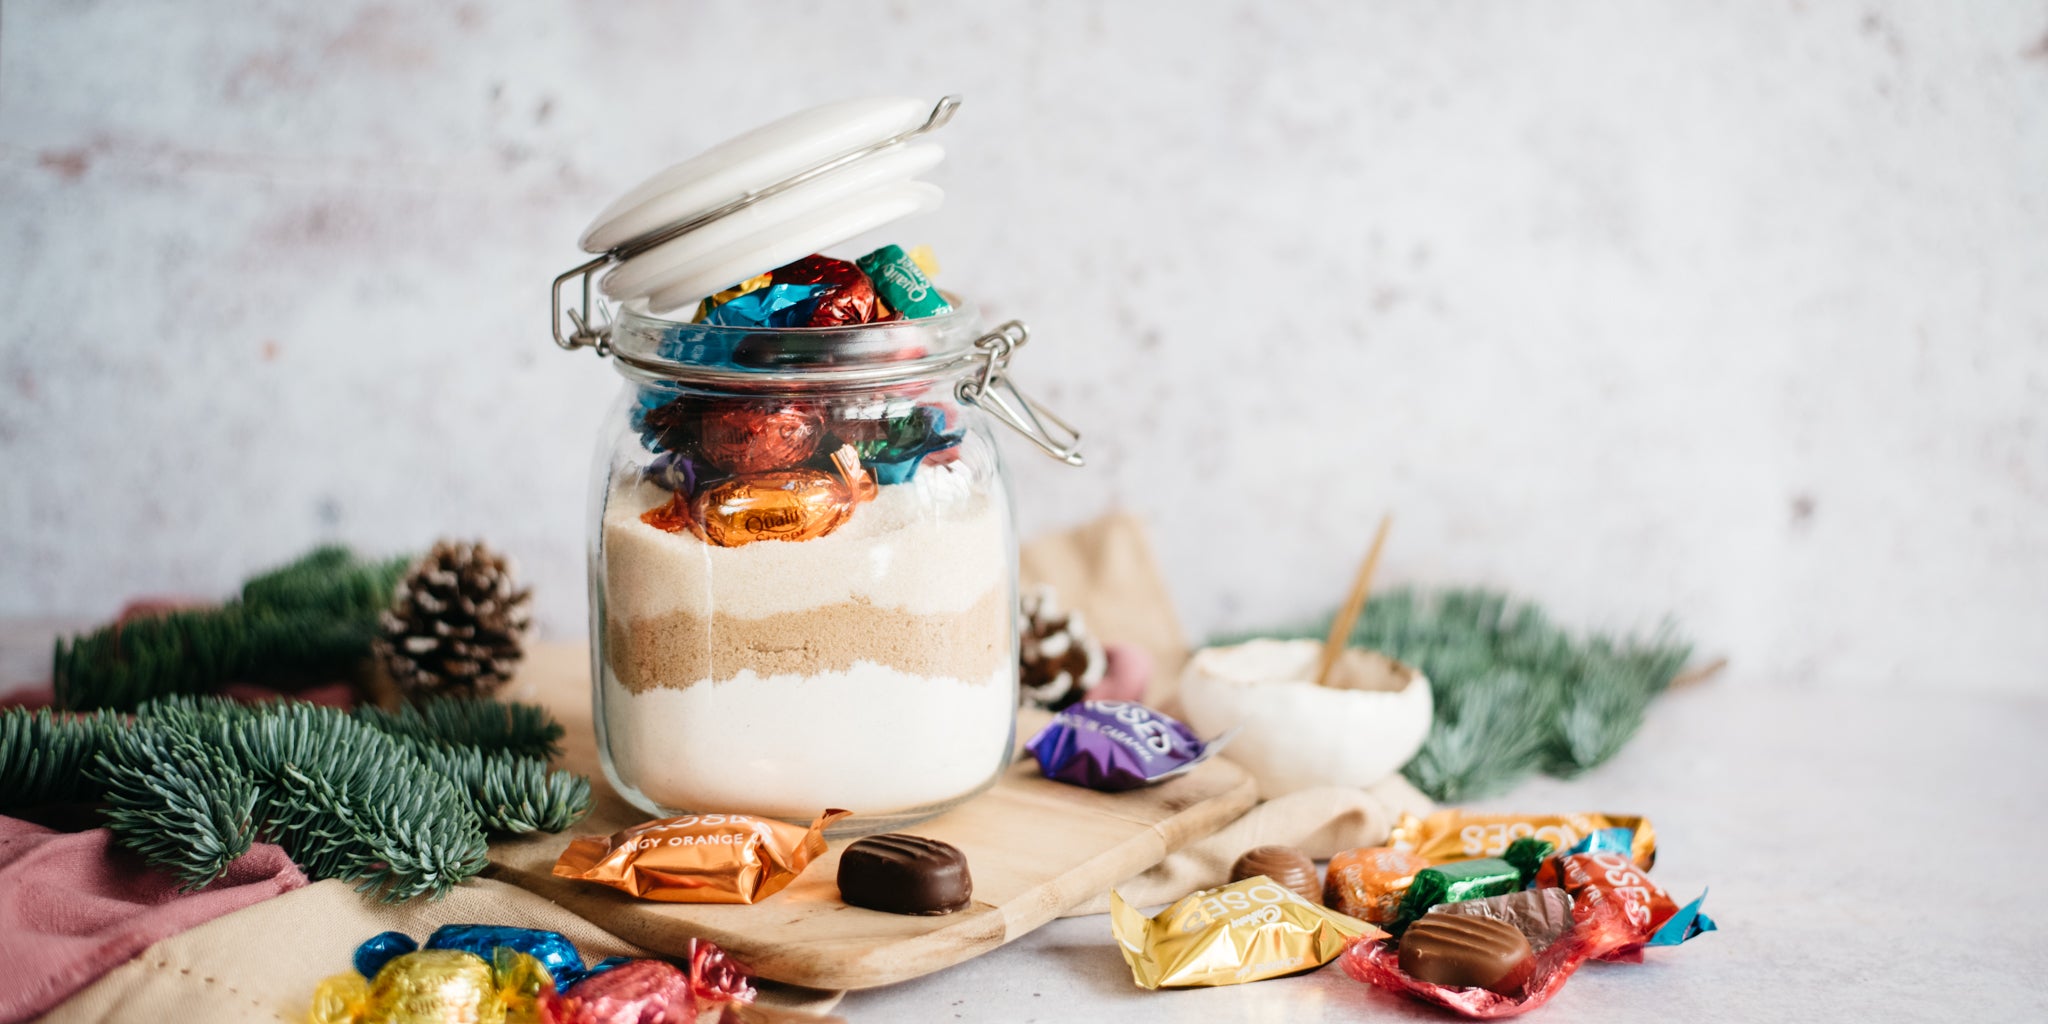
1109, 876, 1380, 989
553, 809, 850, 904
308, 948, 557, 1024
694, 443, 877, 547
1389, 811, 1657, 870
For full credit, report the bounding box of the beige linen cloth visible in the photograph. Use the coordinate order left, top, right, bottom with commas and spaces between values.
41, 512, 1425, 1020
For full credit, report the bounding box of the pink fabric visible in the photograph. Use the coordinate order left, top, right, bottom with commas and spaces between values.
0, 816, 308, 1023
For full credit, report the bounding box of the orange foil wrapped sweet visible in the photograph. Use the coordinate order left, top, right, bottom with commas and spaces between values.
553, 810, 849, 904
1389, 811, 1657, 870
668, 443, 877, 547
1325, 846, 1432, 925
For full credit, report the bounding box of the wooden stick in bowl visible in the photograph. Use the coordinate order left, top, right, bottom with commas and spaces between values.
1313, 514, 1393, 689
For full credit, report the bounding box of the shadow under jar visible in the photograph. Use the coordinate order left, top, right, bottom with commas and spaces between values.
588, 298, 1077, 837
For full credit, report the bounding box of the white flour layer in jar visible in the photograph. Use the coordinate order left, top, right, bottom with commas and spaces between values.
599, 660, 1015, 818
598, 460, 1016, 816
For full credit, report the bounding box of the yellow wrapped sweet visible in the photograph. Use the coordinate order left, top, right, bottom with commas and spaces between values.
1109, 876, 1379, 989
308, 948, 556, 1024
1389, 811, 1657, 869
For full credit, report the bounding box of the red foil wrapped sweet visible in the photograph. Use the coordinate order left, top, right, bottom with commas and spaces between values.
1339, 891, 1635, 1018
696, 403, 825, 475
771, 255, 880, 327
561, 959, 691, 1024
560, 942, 754, 1024
1535, 850, 1684, 959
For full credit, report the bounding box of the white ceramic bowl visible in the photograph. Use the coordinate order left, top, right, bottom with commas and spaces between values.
1179, 638, 1433, 799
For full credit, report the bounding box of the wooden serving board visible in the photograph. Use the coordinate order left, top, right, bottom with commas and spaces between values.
486, 644, 1258, 991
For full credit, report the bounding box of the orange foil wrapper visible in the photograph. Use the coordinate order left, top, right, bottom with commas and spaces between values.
552, 810, 850, 904
1389, 811, 1656, 870
694, 444, 876, 547
1325, 846, 1433, 924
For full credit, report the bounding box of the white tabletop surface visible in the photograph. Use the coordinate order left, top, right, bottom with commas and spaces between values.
837, 681, 2048, 1022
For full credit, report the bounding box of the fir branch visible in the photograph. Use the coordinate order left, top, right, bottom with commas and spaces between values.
241, 545, 411, 617
222, 702, 490, 902
353, 697, 565, 760
92, 725, 258, 891
52, 546, 411, 712
0, 707, 115, 806
410, 744, 593, 834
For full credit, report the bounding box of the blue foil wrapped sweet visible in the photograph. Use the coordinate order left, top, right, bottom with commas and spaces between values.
1026, 701, 1222, 792
422, 924, 590, 986
702, 282, 827, 328
351, 931, 417, 979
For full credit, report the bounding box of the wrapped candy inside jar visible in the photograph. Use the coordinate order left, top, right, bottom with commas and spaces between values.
551, 96, 1084, 836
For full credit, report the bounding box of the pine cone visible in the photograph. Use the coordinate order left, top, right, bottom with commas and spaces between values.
376, 540, 532, 700
1018, 585, 1105, 711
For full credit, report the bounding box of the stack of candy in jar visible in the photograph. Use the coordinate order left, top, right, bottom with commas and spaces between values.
309, 924, 753, 1024
634, 245, 962, 548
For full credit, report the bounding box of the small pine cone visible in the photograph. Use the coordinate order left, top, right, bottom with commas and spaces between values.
1018, 585, 1105, 711
376, 540, 533, 700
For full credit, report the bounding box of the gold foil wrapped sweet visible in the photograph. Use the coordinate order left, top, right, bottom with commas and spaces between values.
1389, 811, 1656, 870
1110, 876, 1380, 989
309, 948, 556, 1024
1325, 846, 1432, 925
553, 809, 849, 904
695, 444, 878, 547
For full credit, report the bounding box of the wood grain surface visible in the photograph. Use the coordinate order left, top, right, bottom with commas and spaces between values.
486, 644, 1258, 990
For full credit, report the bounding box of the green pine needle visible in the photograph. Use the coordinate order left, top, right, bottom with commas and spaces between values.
354, 697, 565, 761
51, 546, 410, 712
0, 708, 116, 805
411, 744, 593, 834
4, 694, 587, 902
92, 726, 258, 891
1220, 587, 1692, 802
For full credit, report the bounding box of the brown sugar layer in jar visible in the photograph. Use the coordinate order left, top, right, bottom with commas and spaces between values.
606, 586, 1010, 693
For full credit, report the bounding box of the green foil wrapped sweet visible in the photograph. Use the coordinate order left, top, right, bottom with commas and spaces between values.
1392, 837, 1556, 933
857, 244, 952, 319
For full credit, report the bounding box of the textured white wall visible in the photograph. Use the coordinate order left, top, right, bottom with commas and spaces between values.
2, 1, 2044, 693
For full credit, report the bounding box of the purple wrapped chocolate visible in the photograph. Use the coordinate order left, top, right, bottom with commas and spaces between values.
1026, 700, 1221, 791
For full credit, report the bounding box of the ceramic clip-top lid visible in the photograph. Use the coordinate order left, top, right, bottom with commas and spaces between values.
579, 96, 956, 316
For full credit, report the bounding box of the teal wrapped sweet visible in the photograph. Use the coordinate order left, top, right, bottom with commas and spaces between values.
1392, 837, 1556, 932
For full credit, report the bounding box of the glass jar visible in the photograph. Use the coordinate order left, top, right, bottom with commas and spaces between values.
581, 299, 1079, 836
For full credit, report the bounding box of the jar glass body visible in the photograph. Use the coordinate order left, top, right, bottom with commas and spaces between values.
587, 301, 1019, 837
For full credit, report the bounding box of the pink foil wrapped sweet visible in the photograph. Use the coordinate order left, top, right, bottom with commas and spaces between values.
560, 941, 755, 1024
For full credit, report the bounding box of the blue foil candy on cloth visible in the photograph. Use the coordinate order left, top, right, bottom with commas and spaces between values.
352, 931, 417, 978
424, 924, 588, 986
703, 283, 825, 328
1026, 701, 1224, 792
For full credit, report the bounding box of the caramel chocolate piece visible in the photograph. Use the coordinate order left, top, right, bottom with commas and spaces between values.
1433, 888, 1576, 953
838, 834, 972, 915
1397, 914, 1535, 995
1229, 845, 1320, 904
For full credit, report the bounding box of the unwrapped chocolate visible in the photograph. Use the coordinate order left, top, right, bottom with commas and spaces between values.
1325, 846, 1432, 925
1110, 876, 1378, 989
553, 809, 849, 903
1391, 810, 1656, 870
1026, 700, 1223, 792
